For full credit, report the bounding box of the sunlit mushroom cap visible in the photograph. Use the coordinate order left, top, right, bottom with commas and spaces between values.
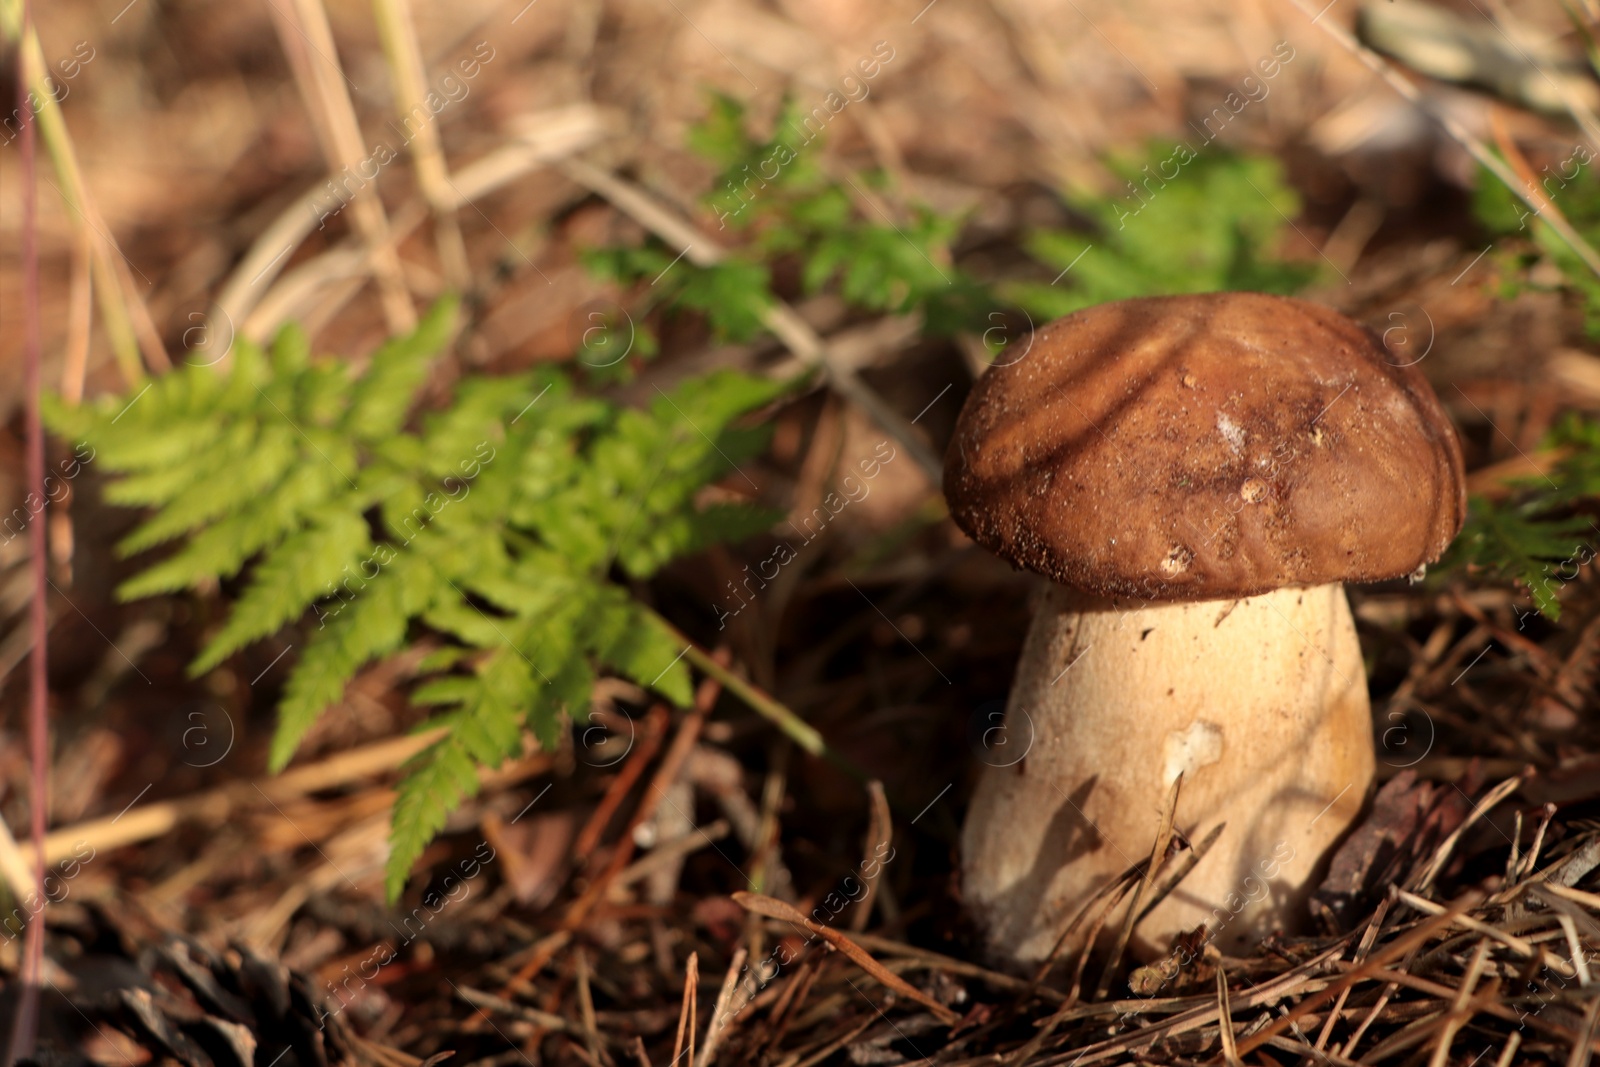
945, 292, 1467, 600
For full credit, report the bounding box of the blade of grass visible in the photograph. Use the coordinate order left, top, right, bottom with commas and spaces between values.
268, 0, 416, 334
1286, 0, 1600, 283
60, 224, 91, 403
654, 616, 875, 786
16, 23, 164, 383
1482, 0, 1600, 151
371, 0, 470, 288
558, 157, 945, 486
214, 106, 609, 348
6, 0, 49, 1056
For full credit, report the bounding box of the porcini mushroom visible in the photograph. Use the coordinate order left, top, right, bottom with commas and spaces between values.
947, 292, 1465, 965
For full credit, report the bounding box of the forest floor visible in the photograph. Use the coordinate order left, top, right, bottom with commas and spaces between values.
8, 0, 1600, 1064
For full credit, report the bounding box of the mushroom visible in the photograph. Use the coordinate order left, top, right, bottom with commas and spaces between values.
947, 292, 1465, 965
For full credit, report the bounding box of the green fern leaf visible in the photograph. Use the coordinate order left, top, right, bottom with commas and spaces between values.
62, 285, 801, 903
190, 510, 372, 675
93, 417, 228, 473
346, 296, 459, 440
115, 461, 345, 596
387, 730, 484, 899
1007, 149, 1314, 320
1434, 412, 1600, 620
387, 647, 536, 894
589, 589, 694, 706
118, 424, 297, 554
269, 552, 443, 771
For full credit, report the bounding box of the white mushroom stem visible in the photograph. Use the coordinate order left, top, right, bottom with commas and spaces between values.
962, 581, 1375, 965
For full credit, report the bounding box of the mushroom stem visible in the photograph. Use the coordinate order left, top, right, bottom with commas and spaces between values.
962, 581, 1374, 965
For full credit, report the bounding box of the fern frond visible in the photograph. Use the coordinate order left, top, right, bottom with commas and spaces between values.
115, 461, 347, 596
387, 728, 485, 900
65, 278, 801, 901
346, 296, 459, 440
1006, 149, 1314, 320
117, 425, 297, 553
269, 552, 444, 771
92, 418, 228, 474
190, 510, 372, 675
588, 588, 694, 707
1435, 414, 1600, 619
387, 647, 538, 895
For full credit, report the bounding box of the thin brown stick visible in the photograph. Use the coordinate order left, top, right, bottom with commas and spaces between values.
1428, 940, 1491, 1067
732, 892, 960, 1025
452, 985, 570, 1031
371, 0, 470, 287
1001, 880, 1134, 1066
269, 0, 415, 333
1572, 994, 1600, 1067
848, 780, 892, 933
1314, 896, 1389, 1054
1520, 802, 1560, 881
1024, 860, 1138, 997
1397, 889, 1569, 974
567, 698, 711, 926
1095, 773, 1182, 1001
1135, 820, 1223, 925
671, 635, 868, 784
1412, 774, 1526, 893
1234, 913, 1456, 1057
22, 726, 457, 867
1064, 878, 1132, 1006
8, 0, 46, 1055
849, 932, 1067, 1004
778, 1015, 875, 1067
697, 947, 749, 1067
757, 957, 821, 1056
738, 742, 789, 979
494, 656, 729, 1008
1283, 0, 1600, 281
672, 953, 699, 1067
1032, 941, 1350, 1064
557, 158, 943, 485
572, 705, 669, 863
574, 948, 606, 1066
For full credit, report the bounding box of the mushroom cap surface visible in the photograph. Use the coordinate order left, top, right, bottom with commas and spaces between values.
945, 292, 1466, 600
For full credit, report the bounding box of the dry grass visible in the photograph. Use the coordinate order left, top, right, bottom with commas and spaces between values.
6, 0, 1600, 1064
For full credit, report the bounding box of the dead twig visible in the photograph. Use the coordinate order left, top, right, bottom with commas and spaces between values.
732, 892, 960, 1025
847, 780, 892, 933
1284, 0, 1600, 281
697, 947, 748, 1067
673, 953, 699, 1067
556, 157, 944, 485
1094, 773, 1183, 1001
371, 0, 470, 288
268, 0, 415, 333
23, 726, 481, 867
1410, 773, 1527, 894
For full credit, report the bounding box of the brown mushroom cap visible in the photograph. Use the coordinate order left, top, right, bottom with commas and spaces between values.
945, 292, 1467, 600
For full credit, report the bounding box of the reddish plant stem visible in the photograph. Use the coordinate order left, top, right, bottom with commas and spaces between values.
9, 0, 49, 1059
